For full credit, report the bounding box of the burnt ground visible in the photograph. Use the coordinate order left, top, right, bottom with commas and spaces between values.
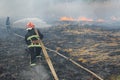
0, 29, 93, 80
0, 23, 120, 80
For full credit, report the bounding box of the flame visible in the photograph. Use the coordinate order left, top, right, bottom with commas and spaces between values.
111, 16, 118, 21
97, 19, 105, 22
60, 16, 74, 21
60, 16, 94, 22
59, 16, 109, 22
77, 17, 93, 21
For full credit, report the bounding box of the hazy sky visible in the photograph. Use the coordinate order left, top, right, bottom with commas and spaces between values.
0, 0, 120, 21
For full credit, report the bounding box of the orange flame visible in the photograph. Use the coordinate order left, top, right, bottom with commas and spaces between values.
77, 17, 93, 21
97, 19, 105, 22
60, 16, 93, 22
60, 16, 74, 21
111, 16, 118, 21
59, 16, 107, 22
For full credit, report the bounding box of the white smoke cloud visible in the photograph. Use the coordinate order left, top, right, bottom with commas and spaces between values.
0, 0, 120, 21
21, 65, 50, 80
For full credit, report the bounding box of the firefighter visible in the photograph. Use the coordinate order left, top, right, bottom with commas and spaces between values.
25, 22, 43, 66
6, 16, 11, 33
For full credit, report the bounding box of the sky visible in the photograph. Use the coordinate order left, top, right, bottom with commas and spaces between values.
0, 0, 120, 21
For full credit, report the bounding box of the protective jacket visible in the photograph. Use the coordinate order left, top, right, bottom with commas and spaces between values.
25, 28, 43, 48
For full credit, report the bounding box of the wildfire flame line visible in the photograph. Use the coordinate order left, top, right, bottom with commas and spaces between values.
60, 16, 94, 22
60, 16, 74, 21
60, 16, 120, 22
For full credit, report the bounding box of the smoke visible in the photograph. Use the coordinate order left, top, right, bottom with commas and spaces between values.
91, 0, 120, 20
0, 0, 120, 21
21, 64, 50, 80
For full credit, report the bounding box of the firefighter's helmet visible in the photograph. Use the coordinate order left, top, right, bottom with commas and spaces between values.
26, 22, 35, 30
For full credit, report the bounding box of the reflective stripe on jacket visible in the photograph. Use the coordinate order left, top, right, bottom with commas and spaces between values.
27, 35, 41, 48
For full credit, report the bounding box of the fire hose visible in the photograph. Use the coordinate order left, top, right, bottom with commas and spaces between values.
34, 29, 59, 80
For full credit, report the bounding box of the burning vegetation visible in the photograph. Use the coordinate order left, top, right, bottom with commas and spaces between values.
1, 0, 120, 80
59, 16, 120, 22
0, 18, 120, 80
